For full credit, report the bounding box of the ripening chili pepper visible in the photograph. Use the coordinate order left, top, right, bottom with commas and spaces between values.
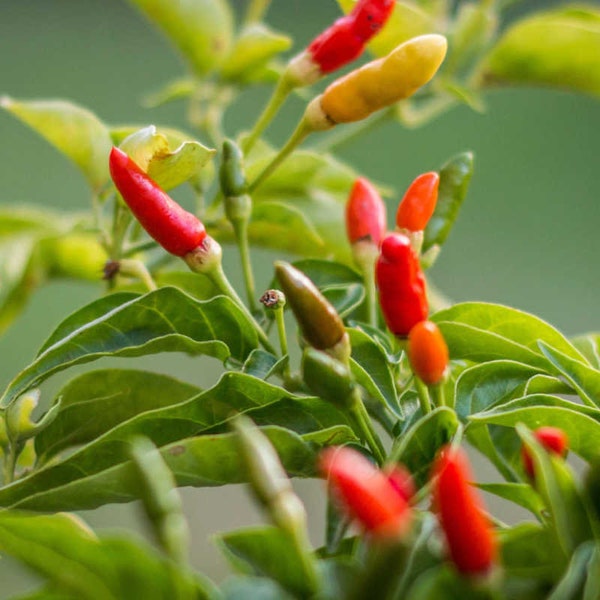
313, 34, 447, 125
383, 464, 416, 503
346, 177, 387, 247
432, 446, 498, 576
521, 426, 569, 480
396, 172, 440, 232
109, 147, 206, 257
289, 0, 395, 84
408, 320, 449, 385
275, 261, 350, 362
375, 233, 428, 337
320, 446, 412, 539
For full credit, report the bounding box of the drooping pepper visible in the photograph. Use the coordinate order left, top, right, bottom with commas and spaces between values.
396, 171, 440, 232
346, 177, 387, 248
288, 0, 395, 85
375, 233, 428, 337
109, 147, 206, 257
274, 261, 350, 362
408, 320, 449, 386
320, 446, 412, 540
309, 34, 447, 126
521, 426, 569, 479
432, 447, 497, 576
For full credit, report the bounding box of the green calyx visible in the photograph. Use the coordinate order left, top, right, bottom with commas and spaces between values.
274, 261, 347, 356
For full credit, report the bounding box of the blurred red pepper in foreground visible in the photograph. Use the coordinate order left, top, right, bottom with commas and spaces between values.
376, 233, 428, 336
432, 447, 498, 576
320, 447, 412, 539
109, 147, 206, 257
395, 171, 440, 232
521, 426, 569, 479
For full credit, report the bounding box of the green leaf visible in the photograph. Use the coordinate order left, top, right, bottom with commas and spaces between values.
217, 527, 313, 597
471, 394, 600, 463
221, 576, 294, 600
478, 482, 545, 517
0, 512, 214, 599
242, 349, 278, 379
126, 0, 234, 76
432, 301, 586, 369
221, 24, 291, 83
1, 287, 259, 407
498, 522, 565, 581
348, 328, 399, 415
518, 424, 594, 556
391, 407, 460, 487
584, 545, 600, 600
571, 333, 600, 370
34, 369, 201, 463
423, 152, 474, 252
0, 426, 318, 511
290, 260, 361, 289
454, 360, 545, 421
483, 7, 600, 97
1, 97, 113, 190
539, 341, 600, 408
549, 542, 597, 600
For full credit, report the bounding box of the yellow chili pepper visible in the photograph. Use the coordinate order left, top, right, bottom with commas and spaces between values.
315, 34, 447, 124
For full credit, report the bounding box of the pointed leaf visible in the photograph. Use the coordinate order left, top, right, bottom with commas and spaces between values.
477, 482, 545, 517
1, 288, 259, 407
571, 333, 600, 370
1, 97, 112, 190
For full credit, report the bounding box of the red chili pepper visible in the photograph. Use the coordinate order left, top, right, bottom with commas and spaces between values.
383, 464, 416, 503
109, 147, 206, 257
408, 320, 449, 385
305, 0, 395, 75
345, 177, 387, 247
432, 447, 497, 576
375, 233, 428, 337
395, 172, 440, 232
351, 0, 396, 41
521, 426, 569, 479
320, 447, 412, 539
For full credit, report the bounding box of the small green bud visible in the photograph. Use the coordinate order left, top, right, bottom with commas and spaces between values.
220, 139, 247, 197
260, 289, 286, 310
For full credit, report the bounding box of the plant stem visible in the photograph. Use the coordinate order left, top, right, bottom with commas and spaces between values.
243, 75, 295, 155
431, 383, 446, 408
207, 263, 277, 354
414, 377, 432, 415
119, 259, 158, 292
244, 0, 271, 24
350, 390, 386, 465
248, 117, 311, 193
273, 305, 288, 358
232, 219, 258, 313
362, 255, 378, 328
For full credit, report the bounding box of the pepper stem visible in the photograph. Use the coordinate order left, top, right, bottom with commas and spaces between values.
248, 117, 311, 193
232, 219, 258, 314
207, 262, 277, 355
119, 259, 158, 292
243, 74, 295, 155
414, 377, 432, 415
431, 383, 447, 408
244, 0, 272, 25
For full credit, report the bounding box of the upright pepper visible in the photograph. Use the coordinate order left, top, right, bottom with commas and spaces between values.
288, 0, 395, 85
309, 34, 447, 126
275, 261, 350, 362
432, 447, 497, 576
109, 147, 206, 257
396, 172, 440, 232
408, 320, 449, 385
320, 446, 412, 540
346, 177, 387, 248
376, 233, 428, 337
521, 426, 569, 480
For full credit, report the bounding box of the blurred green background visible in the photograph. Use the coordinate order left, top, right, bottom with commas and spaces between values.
0, 0, 598, 595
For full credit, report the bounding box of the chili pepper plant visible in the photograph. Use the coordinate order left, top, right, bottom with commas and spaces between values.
0, 0, 599, 598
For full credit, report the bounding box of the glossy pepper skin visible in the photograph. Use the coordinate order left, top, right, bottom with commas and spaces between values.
432, 447, 497, 576
408, 320, 449, 385
396, 172, 440, 232
522, 427, 569, 479
274, 262, 348, 359
109, 147, 206, 257
376, 233, 428, 337
318, 34, 447, 124
320, 447, 412, 539
345, 177, 387, 247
